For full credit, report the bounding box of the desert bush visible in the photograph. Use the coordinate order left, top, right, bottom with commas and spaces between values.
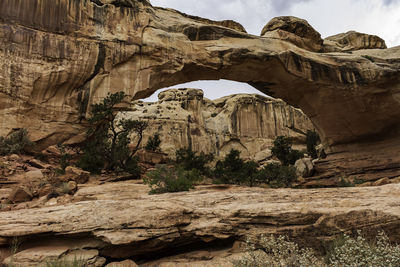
55, 144, 72, 175
233, 235, 321, 267
306, 130, 320, 159
234, 231, 400, 267
271, 136, 303, 166
175, 147, 214, 175
0, 129, 33, 156
77, 91, 147, 175
213, 149, 259, 186
327, 231, 400, 267
145, 133, 161, 152
45, 256, 86, 267
258, 163, 297, 188
143, 165, 203, 194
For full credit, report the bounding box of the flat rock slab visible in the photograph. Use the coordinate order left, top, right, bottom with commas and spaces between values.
1, 182, 400, 263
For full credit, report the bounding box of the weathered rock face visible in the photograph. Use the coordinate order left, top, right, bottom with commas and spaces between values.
1, 181, 400, 265
261, 16, 324, 52
120, 88, 313, 161
1, 0, 400, 179
324, 31, 387, 52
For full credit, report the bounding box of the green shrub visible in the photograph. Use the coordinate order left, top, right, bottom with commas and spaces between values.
233, 235, 321, 267
362, 55, 375, 62
143, 165, 203, 194
258, 163, 297, 188
145, 133, 161, 152
45, 256, 86, 267
234, 231, 400, 267
175, 147, 214, 175
77, 91, 147, 175
327, 231, 400, 267
213, 149, 259, 186
0, 129, 33, 156
271, 136, 303, 166
55, 144, 72, 175
306, 130, 320, 159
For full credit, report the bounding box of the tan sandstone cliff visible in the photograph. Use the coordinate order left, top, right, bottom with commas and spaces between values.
1, 0, 399, 179
120, 88, 314, 161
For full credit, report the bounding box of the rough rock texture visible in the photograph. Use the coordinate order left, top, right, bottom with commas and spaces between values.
1, 181, 400, 265
324, 31, 387, 52
261, 16, 323, 52
0, 0, 400, 179
121, 88, 313, 160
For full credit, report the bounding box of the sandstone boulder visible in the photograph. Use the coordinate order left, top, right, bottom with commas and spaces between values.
7, 186, 33, 203
3, 247, 105, 267
324, 31, 387, 52
136, 150, 169, 165
261, 16, 323, 52
63, 166, 90, 184
24, 170, 44, 180
295, 158, 315, 178
372, 177, 391, 187
106, 260, 139, 267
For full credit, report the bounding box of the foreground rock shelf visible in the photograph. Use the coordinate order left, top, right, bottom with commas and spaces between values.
1, 181, 400, 266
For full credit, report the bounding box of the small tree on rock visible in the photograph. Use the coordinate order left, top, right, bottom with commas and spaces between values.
271, 136, 303, 166
145, 133, 161, 152
77, 91, 147, 175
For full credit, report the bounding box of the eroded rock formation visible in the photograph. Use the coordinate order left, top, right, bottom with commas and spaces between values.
120, 88, 313, 161
1, 0, 400, 178
1, 181, 400, 265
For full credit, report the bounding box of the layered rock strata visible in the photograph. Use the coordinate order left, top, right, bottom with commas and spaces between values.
1, 181, 400, 265
120, 88, 313, 161
1, 1, 400, 178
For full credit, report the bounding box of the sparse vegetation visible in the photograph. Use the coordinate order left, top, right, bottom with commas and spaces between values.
213, 149, 259, 186
258, 163, 297, 188
55, 144, 72, 175
0, 129, 33, 156
77, 91, 147, 176
145, 133, 161, 152
362, 55, 375, 62
271, 136, 303, 166
45, 256, 86, 267
234, 231, 400, 267
175, 147, 214, 175
143, 165, 203, 194
327, 231, 400, 266
233, 234, 321, 267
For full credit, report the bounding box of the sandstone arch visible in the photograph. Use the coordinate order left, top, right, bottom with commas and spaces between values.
1, 0, 400, 180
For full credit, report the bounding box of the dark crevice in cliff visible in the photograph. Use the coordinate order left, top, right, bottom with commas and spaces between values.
78, 42, 106, 118
101, 237, 237, 263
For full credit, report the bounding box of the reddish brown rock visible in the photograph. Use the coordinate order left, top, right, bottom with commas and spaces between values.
63, 166, 90, 184
7, 186, 33, 203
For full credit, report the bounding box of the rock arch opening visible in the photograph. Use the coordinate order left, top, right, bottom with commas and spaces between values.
142, 80, 268, 102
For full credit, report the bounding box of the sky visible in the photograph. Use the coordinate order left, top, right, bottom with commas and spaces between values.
143, 0, 400, 102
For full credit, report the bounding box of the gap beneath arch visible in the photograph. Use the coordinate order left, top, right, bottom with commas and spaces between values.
142, 79, 268, 102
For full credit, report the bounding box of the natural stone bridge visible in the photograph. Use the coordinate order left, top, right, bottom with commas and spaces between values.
1, 0, 400, 180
